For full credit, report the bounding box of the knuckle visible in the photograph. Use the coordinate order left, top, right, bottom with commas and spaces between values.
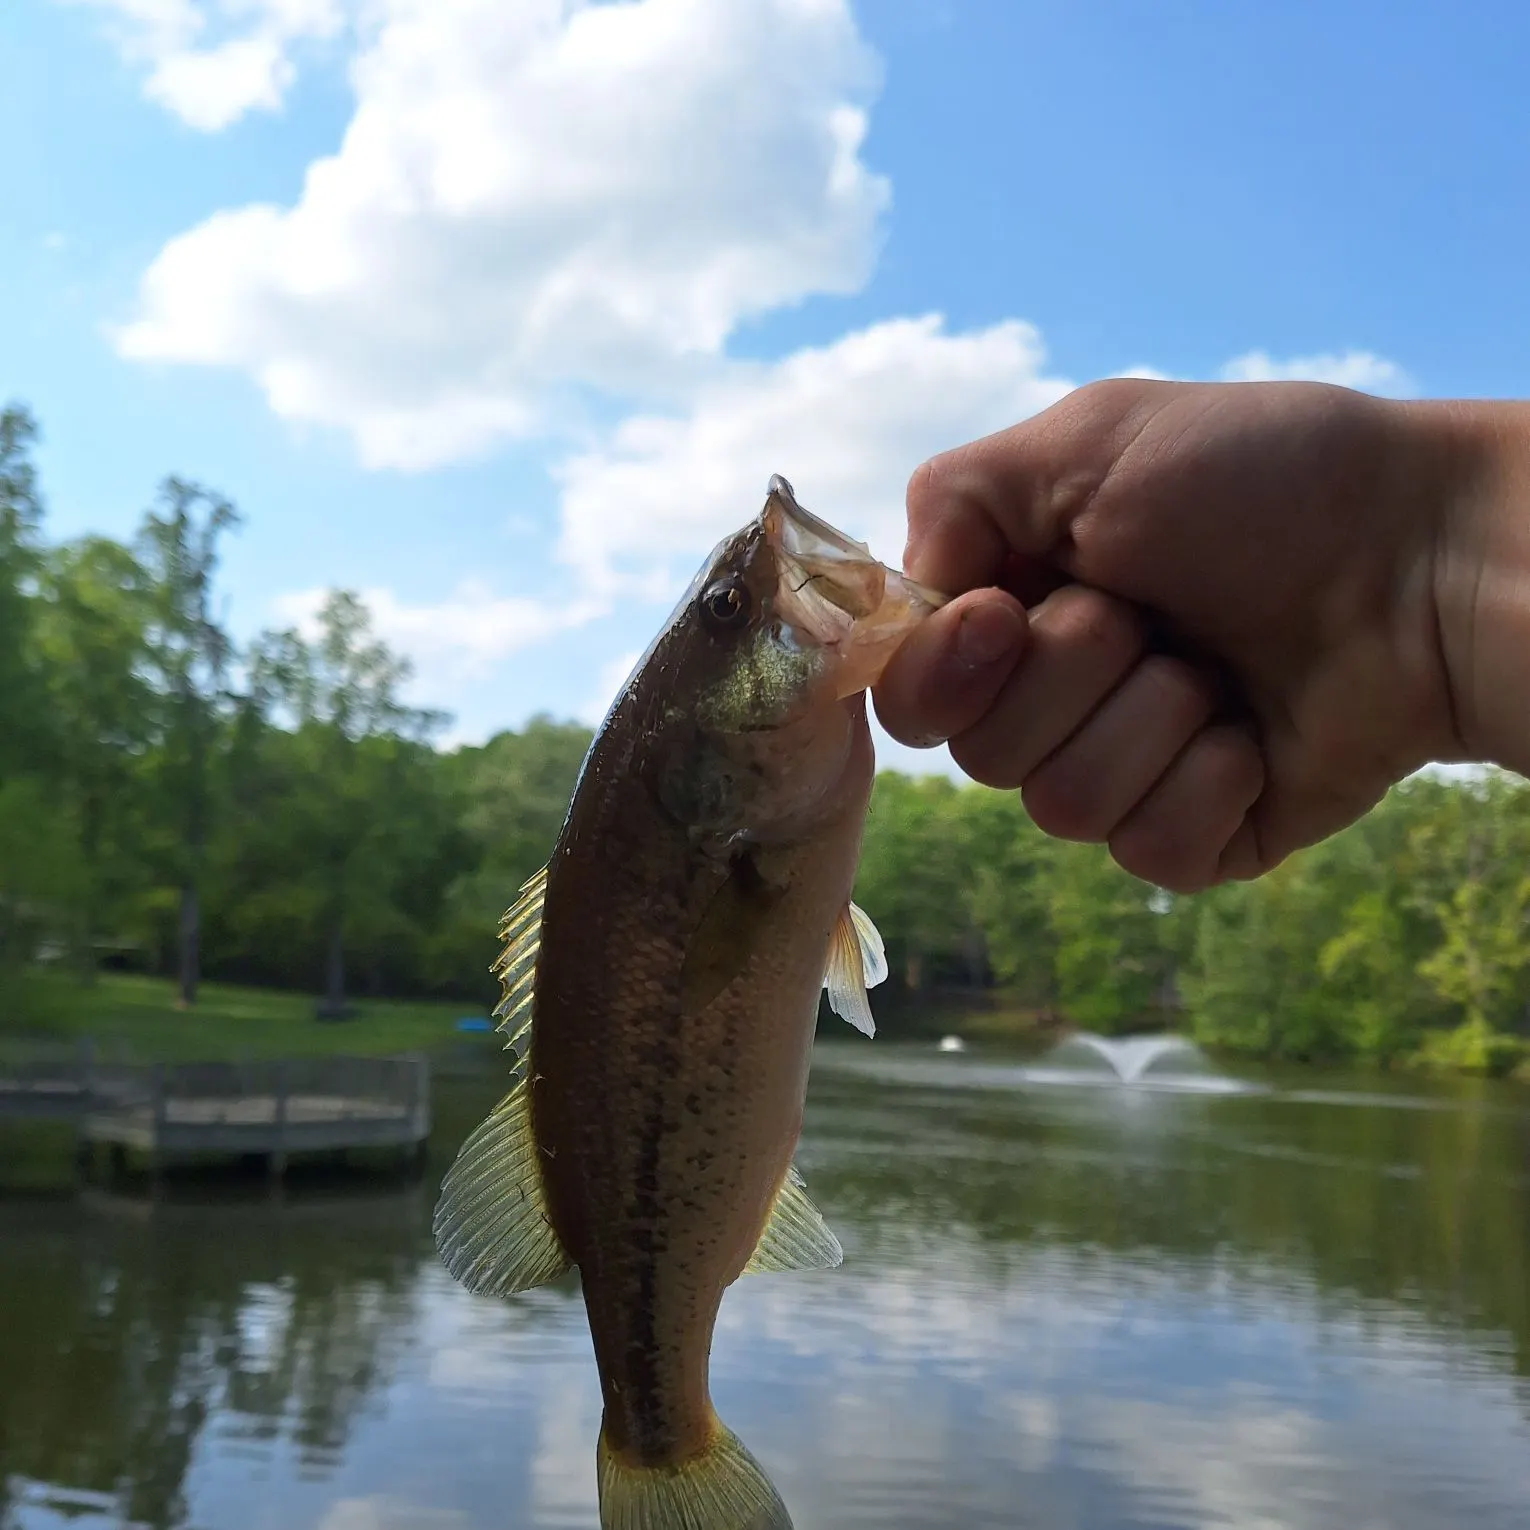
1109, 825, 1210, 895
1035, 461, 1109, 528
904, 456, 943, 526
948, 731, 1029, 793
1137, 656, 1215, 729
906, 445, 977, 526
1037, 586, 1144, 667
1072, 376, 1154, 414
1021, 765, 1109, 843
1197, 725, 1266, 802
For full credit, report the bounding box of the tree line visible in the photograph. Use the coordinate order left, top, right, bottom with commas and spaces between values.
1, 400, 1527, 1074
855, 768, 1530, 1075
0, 400, 584, 1020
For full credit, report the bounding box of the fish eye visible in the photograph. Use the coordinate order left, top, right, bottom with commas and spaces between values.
701, 579, 751, 630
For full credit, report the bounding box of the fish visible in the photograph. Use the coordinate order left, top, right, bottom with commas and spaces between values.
433, 475, 944, 1530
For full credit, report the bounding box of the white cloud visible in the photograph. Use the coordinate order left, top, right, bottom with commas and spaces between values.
575, 648, 643, 729
110, 0, 889, 468
1221, 347, 1414, 395
59, 0, 347, 131
269, 580, 599, 737
552, 313, 1074, 596
256, 322, 1415, 769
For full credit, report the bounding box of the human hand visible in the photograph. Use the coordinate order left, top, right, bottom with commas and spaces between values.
872, 378, 1523, 892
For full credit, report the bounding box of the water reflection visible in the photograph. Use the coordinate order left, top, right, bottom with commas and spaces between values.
1, 1044, 1528, 1528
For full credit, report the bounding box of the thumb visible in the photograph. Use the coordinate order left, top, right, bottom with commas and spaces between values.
903, 379, 1168, 592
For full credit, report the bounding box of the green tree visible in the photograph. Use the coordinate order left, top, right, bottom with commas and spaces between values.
247, 591, 447, 1016
1406, 770, 1530, 1072
1044, 841, 1177, 1032
136, 479, 242, 1007
33, 536, 155, 979
854, 773, 985, 989
433, 717, 592, 994
963, 787, 1056, 1004
0, 404, 61, 996
1179, 773, 1494, 1066
0, 402, 46, 780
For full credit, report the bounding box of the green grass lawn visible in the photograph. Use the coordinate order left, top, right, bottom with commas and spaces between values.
0, 969, 492, 1062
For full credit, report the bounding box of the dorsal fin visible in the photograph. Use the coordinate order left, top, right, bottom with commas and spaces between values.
740, 1163, 843, 1276
433, 863, 569, 1299
490, 864, 547, 1063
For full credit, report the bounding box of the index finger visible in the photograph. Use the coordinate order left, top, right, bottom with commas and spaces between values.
902, 379, 1170, 592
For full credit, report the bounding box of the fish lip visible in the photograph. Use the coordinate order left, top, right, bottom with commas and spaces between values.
760, 475, 948, 631
764, 474, 872, 565
761, 474, 884, 633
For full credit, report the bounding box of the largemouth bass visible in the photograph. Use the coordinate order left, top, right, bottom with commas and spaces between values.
433, 476, 943, 1530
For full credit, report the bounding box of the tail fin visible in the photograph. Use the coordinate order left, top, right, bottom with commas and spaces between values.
596, 1417, 792, 1530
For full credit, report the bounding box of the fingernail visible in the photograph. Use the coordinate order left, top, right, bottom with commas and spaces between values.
952, 602, 1024, 669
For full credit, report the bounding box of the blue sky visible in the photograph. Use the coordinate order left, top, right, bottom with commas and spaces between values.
5, 0, 1529, 766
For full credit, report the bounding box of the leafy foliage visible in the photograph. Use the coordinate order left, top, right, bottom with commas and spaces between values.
2, 398, 1529, 1072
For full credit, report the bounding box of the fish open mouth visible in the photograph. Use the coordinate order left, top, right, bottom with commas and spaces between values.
761, 474, 945, 664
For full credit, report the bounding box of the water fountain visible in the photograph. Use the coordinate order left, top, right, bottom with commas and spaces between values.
817, 1025, 1259, 1097
1021, 1030, 1254, 1093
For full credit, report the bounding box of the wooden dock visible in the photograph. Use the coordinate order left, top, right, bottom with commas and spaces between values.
0, 1038, 97, 1121
0, 1046, 431, 1177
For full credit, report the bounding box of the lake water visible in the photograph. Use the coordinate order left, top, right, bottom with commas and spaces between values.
2, 1039, 1529, 1530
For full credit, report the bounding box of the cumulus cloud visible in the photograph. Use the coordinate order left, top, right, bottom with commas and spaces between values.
552, 313, 1074, 596
575, 648, 643, 729
256, 307, 1075, 746
59, 0, 347, 131
260, 323, 1415, 752
110, 0, 888, 468
1221, 348, 1414, 395
548, 329, 1415, 600
269, 580, 598, 732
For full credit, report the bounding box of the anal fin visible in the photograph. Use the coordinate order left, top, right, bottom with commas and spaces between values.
741, 1163, 843, 1276
432, 1077, 572, 1297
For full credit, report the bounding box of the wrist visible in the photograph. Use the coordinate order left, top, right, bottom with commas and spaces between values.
1414, 397, 1530, 773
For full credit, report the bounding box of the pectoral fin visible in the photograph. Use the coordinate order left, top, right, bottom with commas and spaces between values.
822, 900, 888, 1037
741, 1163, 843, 1275
432, 1077, 572, 1297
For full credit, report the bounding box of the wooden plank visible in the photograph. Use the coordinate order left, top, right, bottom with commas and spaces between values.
72, 1051, 433, 1166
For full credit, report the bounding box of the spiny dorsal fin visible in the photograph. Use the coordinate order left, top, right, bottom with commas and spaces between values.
822, 899, 888, 1038
741, 1162, 843, 1276
432, 1076, 572, 1298
491, 864, 547, 1062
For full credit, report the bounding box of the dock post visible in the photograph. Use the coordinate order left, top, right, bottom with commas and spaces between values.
270, 1060, 289, 1183
73, 1037, 96, 1179
150, 1062, 167, 1191
402, 1053, 425, 1176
